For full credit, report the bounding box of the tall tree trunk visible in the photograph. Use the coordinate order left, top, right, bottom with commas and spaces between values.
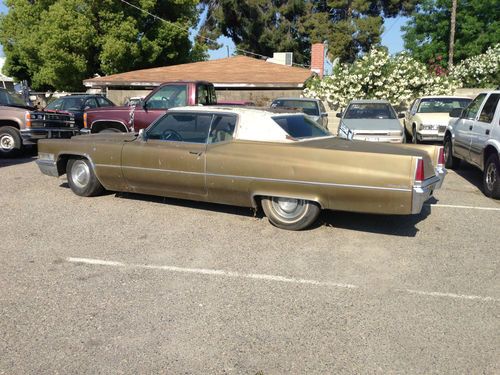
448, 0, 457, 69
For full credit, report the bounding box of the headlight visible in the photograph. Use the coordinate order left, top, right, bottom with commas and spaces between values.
38, 152, 55, 161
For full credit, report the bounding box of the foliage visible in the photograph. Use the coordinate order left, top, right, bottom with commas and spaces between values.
450, 44, 500, 88
0, 0, 204, 91
198, 0, 417, 64
403, 0, 500, 67
303, 48, 458, 109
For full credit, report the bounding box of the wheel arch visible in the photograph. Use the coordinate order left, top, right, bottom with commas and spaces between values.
90, 120, 128, 133
0, 120, 21, 130
483, 144, 500, 170
251, 192, 325, 210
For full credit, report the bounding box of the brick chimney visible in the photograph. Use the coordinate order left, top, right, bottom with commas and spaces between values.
310, 43, 325, 78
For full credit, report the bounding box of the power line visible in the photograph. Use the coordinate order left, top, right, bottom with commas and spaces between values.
381, 16, 401, 37
119, 0, 309, 68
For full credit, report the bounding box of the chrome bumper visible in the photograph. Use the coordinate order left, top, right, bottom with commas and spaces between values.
36, 159, 59, 177
435, 166, 447, 189
412, 175, 441, 214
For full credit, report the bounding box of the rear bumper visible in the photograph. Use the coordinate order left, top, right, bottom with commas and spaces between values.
416, 130, 445, 142
21, 128, 79, 145
36, 159, 59, 177
411, 175, 441, 214
353, 135, 404, 143
435, 166, 447, 189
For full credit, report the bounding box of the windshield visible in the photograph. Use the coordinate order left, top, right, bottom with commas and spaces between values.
417, 98, 472, 113
0, 89, 28, 107
272, 114, 330, 139
272, 100, 320, 116
344, 103, 396, 119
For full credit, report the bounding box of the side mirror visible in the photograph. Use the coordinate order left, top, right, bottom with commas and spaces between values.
449, 108, 463, 118
321, 112, 328, 117
336, 112, 342, 118
84, 106, 91, 110
398, 112, 405, 119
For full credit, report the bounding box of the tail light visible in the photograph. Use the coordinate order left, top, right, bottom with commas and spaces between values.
437, 146, 445, 167
25, 112, 32, 128
415, 158, 425, 183
83, 112, 88, 128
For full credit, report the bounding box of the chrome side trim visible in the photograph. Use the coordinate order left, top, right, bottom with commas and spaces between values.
101, 164, 412, 192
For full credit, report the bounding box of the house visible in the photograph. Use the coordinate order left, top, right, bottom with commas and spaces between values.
83, 44, 327, 106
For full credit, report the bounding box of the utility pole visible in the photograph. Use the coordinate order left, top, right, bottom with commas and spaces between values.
448, 0, 457, 69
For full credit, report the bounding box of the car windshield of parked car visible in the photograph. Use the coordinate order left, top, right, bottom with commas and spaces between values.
417, 98, 471, 113
0, 90, 28, 107
272, 115, 330, 139
146, 85, 187, 109
45, 98, 64, 110
272, 100, 319, 116
344, 103, 396, 119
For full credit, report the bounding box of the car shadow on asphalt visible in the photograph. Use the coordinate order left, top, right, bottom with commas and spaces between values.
114, 191, 431, 236
0, 155, 37, 168
452, 163, 484, 192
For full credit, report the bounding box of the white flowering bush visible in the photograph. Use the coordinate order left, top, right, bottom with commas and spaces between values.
450, 44, 500, 88
304, 48, 458, 110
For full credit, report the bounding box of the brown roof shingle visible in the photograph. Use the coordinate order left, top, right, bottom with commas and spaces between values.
84, 55, 313, 88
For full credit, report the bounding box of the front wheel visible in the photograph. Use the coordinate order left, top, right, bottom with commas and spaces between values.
444, 136, 460, 169
67, 158, 104, 197
0, 126, 22, 157
261, 196, 320, 230
483, 154, 500, 199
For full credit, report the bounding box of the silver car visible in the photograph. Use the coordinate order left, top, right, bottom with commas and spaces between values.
337, 100, 405, 143
270, 98, 329, 128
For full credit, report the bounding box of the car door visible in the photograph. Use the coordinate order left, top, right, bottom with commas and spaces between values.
469, 93, 500, 167
133, 84, 189, 131
121, 112, 212, 197
453, 94, 486, 160
406, 99, 419, 134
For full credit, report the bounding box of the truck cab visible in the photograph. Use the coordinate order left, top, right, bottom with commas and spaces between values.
84, 81, 217, 133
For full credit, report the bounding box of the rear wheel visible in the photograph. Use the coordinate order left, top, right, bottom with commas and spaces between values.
444, 136, 460, 169
0, 126, 22, 157
261, 196, 320, 230
483, 154, 500, 199
67, 158, 104, 197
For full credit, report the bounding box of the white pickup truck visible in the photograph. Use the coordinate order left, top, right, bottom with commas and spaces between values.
444, 90, 500, 198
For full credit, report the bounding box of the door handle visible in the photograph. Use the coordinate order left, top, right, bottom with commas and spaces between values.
189, 151, 203, 156
486, 129, 490, 135
469, 125, 473, 130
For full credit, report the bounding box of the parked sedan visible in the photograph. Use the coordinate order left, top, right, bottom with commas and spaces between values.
36, 107, 446, 230
336, 100, 405, 143
271, 98, 328, 128
404, 96, 472, 143
45, 94, 115, 129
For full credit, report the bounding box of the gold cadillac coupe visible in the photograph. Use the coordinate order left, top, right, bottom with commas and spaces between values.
37, 107, 447, 230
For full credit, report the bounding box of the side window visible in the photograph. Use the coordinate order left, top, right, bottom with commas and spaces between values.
146, 85, 187, 109
96, 96, 113, 107
478, 94, 500, 123
319, 101, 326, 113
197, 84, 210, 105
147, 113, 212, 143
208, 115, 237, 143
463, 94, 487, 120
84, 98, 98, 109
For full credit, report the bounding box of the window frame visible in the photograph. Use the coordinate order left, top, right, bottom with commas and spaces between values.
478, 94, 500, 124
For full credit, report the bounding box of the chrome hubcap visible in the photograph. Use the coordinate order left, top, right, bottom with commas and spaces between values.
0, 134, 15, 150
271, 197, 306, 220
485, 162, 497, 191
71, 161, 90, 189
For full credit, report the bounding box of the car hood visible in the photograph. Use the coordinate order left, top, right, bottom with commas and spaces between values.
414, 112, 451, 125
342, 119, 402, 132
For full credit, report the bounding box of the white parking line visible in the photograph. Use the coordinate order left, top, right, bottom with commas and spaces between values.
66, 257, 499, 303
427, 204, 500, 211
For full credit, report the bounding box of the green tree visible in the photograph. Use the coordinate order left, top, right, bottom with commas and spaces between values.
198, 0, 416, 64
0, 0, 205, 91
402, 0, 500, 68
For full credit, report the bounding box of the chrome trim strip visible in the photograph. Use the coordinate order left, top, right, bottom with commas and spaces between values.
97, 164, 412, 192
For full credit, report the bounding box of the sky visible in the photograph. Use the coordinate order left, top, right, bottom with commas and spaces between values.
0, 0, 408, 62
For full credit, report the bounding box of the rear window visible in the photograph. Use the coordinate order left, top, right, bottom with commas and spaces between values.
271, 100, 320, 116
272, 115, 329, 139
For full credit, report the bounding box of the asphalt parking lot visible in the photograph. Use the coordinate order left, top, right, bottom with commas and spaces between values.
1, 155, 499, 374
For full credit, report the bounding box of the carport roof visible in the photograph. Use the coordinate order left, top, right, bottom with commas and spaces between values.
84, 55, 314, 89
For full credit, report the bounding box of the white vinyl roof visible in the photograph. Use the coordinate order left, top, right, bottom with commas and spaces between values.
173, 106, 298, 142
